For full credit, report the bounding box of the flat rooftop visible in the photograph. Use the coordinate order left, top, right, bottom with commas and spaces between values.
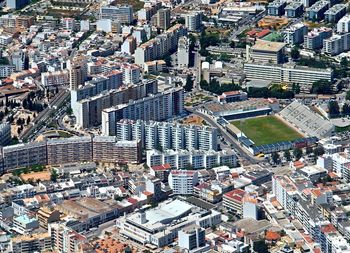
251, 39, 286, 52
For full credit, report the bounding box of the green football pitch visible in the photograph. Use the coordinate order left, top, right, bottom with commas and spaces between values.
231, 115, 303, 146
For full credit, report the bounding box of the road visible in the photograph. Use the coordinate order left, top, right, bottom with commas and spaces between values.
189, 109, 261, 164
20, 90, 70, 141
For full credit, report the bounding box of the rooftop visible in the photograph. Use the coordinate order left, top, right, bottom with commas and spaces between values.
251, 39, 286, 52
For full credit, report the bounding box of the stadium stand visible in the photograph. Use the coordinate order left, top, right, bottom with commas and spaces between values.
279, 101, 334, 139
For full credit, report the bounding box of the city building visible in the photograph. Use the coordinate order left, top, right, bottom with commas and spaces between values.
116, 119, 218, 151
323, 33, 350, 55
154, 8, 171, 30
223, 189, 246, 215
13, 215, 39, 235
325, 4, 347, 23
304, 27, 332, 50
143, 60, 166, 74
307, 1, 330, 21
249, 40, 286, 64
178, 225, 209, 252
177, 36, 190, 68
11, 233, 51, 253
47, 137, 93, 165
337, 15, 350, 33
218, 91, 248, 103
168, 170, 199, 195
49, 223, 87, 253
0, 123, 11, 147
285, 1, 304, 18
0, 65, 15, 78
267, 0, 287, 16
121, 36, 137, 55
101, 87, 184, 136
146, 149, 237, 169
283, 23, 308, 45
100, 5, 133, 24
6, 0, 29, 9
41, 70, 69, 88
116, 199, 221, 247
134, 24, 187, 65
36, 207, 61, 230
244, 63, 334, 85
68, 58, 88, 91
185, 11, 202, 31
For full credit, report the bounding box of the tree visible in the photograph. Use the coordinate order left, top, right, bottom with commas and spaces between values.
291, 46, 300, 60
284, 150, 291, 161
163, 54, 172, 67
328, 100, 340, 118
26, 116, 30, 125
305, 146, 313, 155
314, 146, 325, 157
50, 169, 58, 182
271, 152, 279, 164
343, 103, 350, 115
292, 83, 300, 94
311, 80, 332, 94
293, 148, 303, 160
184, 74, 194, 92
341, 57, 349, 69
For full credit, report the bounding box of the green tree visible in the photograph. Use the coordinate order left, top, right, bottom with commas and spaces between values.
291, 46, 300, 60
341, 57, 349, 69
50, 169, 58, 182
184, 74, 194, 92
284, 150, 291, 161
328, 100, 340, 118
343, 103, 350, 115
292, 83, 300, 94
311, 80, 332, 94
346, 91, 350, 100
293, 148, 303, 160
314, 146, 325, 157
305, 146, 313, 155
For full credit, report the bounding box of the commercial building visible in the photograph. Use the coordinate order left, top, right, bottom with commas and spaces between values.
100, 5, 133, 24
249, 40, 286, 64
218, 91, 248, 103
0, 65, 15, 78
323, 33, 350, 55
267, 0, 287, 16
223, 189, 246, 215
13, 215, 39, 235
116, 199, 221, 247
134, 24, 187, 65
36, 207, 61, 230
337, 15, 350, 33
154, 8, 170, 30
304, 27, 332, 50
11, 233, 51, 253
6, 0, 29, 9
325, 4, 347, 23
0, 123, 11, 147
307, 1, 330, 21
285, 1, 304, 18
101, 87, 184, 136
49, 223, 87, 253
115, 119, 218, 151
146, 149, 237, 169
283, 23, 308, 45
185, 11, 202, 31
177, 36, 190, 68
168, 170, 199, 195
178, 225, 209, 252
244, 63, 334, 85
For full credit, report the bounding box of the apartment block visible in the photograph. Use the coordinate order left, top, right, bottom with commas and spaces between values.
100, 5, 133, 24
307, 1, 330, 21
283, 23, 308, 45
249, 39, 286, 64
267, 0, 287, 16
0, 123, 11, 147
325, 4, 347, 23
304, 27, 332, 50
168, 170, 199, 195
47, 137, 93, 165
115, 119, 218, 151
323, 33, 350, 55
185, 11, 202, 31
102, 87, 184, 136
146, 149, 237, 169
285, 1, 304, 18
11, 233, 51, 253
41, 70, 69, 88
244, 63, 334, 85
337, 15, 350, 33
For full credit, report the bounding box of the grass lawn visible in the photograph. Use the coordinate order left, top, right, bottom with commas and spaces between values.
231, 116, 303, 146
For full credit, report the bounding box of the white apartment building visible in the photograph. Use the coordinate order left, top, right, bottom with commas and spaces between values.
116, 119, 218, 151
41, 70, 69, 88
100, 5, 133, 24
177, 36, 189, 68
122, 64, 140, 84
337, 15, 350, 33
323, 33, 350, 56
283, 23, 308, 45
146, 149, 237, 169
244, 63, 334, 85
185, 11, 202, 31
168, 170, 199, 195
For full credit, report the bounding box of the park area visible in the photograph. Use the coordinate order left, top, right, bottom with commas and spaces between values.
231, 115, 303, 146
